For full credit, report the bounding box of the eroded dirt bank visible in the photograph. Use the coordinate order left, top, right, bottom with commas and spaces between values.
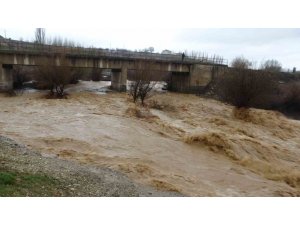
1, 84, 299, 196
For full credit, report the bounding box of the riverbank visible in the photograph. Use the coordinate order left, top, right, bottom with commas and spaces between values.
0, 136, 181, 196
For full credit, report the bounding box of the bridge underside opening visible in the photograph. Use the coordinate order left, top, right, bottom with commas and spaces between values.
168, 72, 191, 93
0, 63, 115, 91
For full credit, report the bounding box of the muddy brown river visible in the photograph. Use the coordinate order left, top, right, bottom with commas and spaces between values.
0, 81, 299, 196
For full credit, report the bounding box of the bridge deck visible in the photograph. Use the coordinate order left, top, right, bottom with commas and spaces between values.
0, 39, 227, 66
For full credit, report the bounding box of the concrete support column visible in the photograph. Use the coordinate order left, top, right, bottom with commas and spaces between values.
111, 67, 127, 92
188, 64, 215, 94
0, 64, 13, 92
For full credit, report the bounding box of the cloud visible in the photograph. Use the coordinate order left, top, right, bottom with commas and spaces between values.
175, 29, 300, 69
176, 28, 300, 45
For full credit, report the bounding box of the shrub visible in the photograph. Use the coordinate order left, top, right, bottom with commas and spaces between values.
128, 60, 157, 106
274, 82, 300, 113
216, 68, 277, 108
35, 55, 72, 98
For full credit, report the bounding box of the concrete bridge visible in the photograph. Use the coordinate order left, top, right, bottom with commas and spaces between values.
0, 38, 228, 92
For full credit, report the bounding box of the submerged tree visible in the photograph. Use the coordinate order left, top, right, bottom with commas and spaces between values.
129, 60, 157, 106
35, 54, 72, 98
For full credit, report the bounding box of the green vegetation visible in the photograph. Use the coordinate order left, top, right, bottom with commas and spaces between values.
0, 169, 68, 197
0, 172, 15, 185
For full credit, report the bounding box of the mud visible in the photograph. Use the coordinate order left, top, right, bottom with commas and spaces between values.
0, 81, 299, 196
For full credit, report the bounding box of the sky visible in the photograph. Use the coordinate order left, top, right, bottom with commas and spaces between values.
1, 0, 300, 70
1, 28, 299, 70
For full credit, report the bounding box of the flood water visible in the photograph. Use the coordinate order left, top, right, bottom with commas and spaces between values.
0, 81, 299, 196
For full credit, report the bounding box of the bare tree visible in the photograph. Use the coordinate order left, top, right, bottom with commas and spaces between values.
231, 56, 252, 69
216, 68, 277, 108
261, 59, 282, 73
35, 28, 46, 44
129, 60, 157, 106
35, 55, 72, 98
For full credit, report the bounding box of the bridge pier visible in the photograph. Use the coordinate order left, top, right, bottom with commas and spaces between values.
111, 67, 127, 92
0, 64, 13, 91
168, 64, 227, 94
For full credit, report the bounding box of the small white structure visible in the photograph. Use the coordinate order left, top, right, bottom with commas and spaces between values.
161, 49, 172, 54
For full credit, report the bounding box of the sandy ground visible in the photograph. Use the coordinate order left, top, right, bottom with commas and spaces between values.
0, 81, 299, 196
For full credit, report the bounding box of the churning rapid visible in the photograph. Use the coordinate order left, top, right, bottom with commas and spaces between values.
0, 81, 299, 196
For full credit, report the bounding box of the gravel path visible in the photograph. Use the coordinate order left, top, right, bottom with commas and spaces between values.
0, 136, 182, 197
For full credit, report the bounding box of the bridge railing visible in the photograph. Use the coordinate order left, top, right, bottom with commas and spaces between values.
0, 39, 228, 65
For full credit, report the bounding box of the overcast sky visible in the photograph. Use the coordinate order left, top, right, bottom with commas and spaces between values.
1, 28, 299, 70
